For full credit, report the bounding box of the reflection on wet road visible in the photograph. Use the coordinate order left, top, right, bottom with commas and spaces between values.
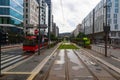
46, 48, 118, 80
47, 49, 93, 80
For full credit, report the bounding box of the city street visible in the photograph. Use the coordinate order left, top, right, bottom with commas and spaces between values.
0, 43, 120, 80
1, 0, 120, 80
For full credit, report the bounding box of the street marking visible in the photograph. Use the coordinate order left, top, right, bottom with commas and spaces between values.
2, 55, 15, 61
2, 72, 31, 75
27, 43, 61, 80
2, 55, 34, 72
1, 55, 21, 64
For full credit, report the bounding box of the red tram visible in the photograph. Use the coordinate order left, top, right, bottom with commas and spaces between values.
23, 35, 48, 52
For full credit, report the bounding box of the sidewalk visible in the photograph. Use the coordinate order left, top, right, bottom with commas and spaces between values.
91, 44, 120, 59
0, 44, 59, 80
1, 44, 22, 49
82, 48, 120, 70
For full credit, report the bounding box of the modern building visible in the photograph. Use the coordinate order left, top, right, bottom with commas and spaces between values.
45, 0, 52, 41
24, 0, 39, 34
24, 0, 48, 35
72, 24, 83, 37
82, 0, 120, 45
45, 0, 52, 32
52, 22, 59, 37
56, 26, 59, 37
0, 0, 24, 43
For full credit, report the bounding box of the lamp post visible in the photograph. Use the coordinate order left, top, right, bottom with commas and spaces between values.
0, 31, 1, 76
38, 0, 41, 55
104, 0, 110, 57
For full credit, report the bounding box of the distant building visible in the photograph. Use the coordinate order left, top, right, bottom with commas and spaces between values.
52, 22, 59, 37
56, 26, 59, 37
59, 33, 71, 38
72, 24, 83, 37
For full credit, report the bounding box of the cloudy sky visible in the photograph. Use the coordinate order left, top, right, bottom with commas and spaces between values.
52, 0, 101, 33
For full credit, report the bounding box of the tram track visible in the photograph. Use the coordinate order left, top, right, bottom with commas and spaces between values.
34, 43, 120, 80
74, 49, 120, 80
65, 49, 70, 80
73, 50, 99, 80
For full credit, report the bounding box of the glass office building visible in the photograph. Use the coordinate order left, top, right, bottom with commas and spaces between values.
0, 0, 23, 34
0, 0, 23, 43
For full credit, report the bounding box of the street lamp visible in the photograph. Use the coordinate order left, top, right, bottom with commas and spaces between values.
38, 0, 41, 55
103, 0, 110, 57
37, 0, 44, 55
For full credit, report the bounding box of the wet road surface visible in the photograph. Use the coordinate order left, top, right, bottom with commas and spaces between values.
47, 49, 94, 80
46, 49, 118, 80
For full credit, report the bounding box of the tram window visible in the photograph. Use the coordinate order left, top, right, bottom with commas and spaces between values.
23, 39, 36, 46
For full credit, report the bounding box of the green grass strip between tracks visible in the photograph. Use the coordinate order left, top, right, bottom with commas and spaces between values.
58, 43, 79, 49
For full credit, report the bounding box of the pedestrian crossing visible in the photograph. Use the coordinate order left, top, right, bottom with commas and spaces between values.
1, 54, 29, 70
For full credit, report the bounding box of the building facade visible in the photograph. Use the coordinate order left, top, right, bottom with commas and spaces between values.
56, 26, 59, 37
45, 0, 52, 32
52, 22, 59, 37
82, 0, 120, 45
0, 0, 24, 44
24, 0, 39, 34
72, 24, 83, 37
0, 0, 23, 34
24, 0, 48, 35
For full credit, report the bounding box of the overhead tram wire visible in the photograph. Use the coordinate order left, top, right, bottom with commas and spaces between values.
60, 0, 66, 27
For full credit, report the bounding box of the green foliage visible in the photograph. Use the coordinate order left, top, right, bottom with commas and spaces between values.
58, 44, 79, 49
50, 34, 58, 41
70, 32, 91, 47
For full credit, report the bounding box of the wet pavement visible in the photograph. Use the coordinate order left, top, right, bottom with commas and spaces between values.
75, 50, 117, 80
47, 49, 94, 80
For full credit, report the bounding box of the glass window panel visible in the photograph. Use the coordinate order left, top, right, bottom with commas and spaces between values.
10, 8, 23, 20
115, 24, 118, 29
115, 8, 119, 13
0, 0, 9, 6
10, 0, 23, 13
0, 18, 2, 24
0, 8, 9, 15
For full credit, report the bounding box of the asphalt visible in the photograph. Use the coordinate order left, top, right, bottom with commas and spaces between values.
0, 44, 58, 80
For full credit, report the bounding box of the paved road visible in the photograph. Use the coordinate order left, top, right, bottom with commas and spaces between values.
0, 44, 59, 80
1, 47, 33, 71
0, 43, 120, 80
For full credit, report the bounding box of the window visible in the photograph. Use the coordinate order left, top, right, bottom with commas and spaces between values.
114, 19, 117, 24
107, 14, 110, 18
26, 9, 28, 12
0, 8, 9, 15
111, 32, 116, 37
108, 19, 111, 24
26, 20, 28, 24
115, 8, 119, 13
115, 0, 119, 2
115, 24, 118, 29
115, 3, 119, 7
0, 17, 9, 24
114, 14, 117, 18
26, 15, 28, 18
0, 0, 9, 6
26, 3, 28, 7
107, 8, 111, 13
118, 32, 120, 37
